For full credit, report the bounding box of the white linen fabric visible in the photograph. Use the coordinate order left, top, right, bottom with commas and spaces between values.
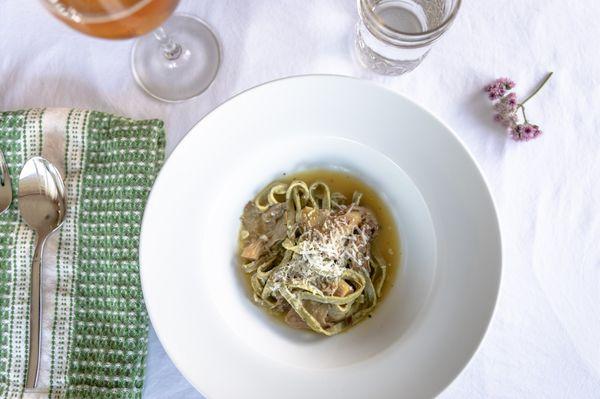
1, 0, 598, 398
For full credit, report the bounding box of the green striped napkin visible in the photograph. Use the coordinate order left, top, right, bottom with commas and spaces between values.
0, 109, 165, 399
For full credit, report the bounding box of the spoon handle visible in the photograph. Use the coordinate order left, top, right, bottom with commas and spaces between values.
0, 149, 11, 214
25, 234, 45, 389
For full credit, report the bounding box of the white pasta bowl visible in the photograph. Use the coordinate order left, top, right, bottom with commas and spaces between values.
140, 75, 502, 399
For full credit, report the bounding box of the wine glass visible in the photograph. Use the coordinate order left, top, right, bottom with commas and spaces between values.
42, 0, 220, 102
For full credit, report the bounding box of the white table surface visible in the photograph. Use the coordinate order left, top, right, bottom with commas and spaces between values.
2, 0, 599, 398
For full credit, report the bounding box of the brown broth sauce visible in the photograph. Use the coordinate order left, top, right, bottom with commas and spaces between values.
240, 168, 401, 323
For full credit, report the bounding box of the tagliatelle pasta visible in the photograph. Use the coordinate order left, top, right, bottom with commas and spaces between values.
238, 171, 398, 336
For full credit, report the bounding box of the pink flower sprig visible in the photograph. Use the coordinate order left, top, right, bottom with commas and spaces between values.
484, 72, 553, 142
485, 77, 515, 100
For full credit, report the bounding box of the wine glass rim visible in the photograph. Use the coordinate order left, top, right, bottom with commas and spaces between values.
42, 0, 157, 23
359, 0, 462, 38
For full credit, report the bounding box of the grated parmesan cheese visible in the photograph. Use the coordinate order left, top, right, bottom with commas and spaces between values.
272, 211, 368, 290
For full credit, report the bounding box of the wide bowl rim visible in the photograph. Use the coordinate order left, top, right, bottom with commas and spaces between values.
139, 74, 503, 399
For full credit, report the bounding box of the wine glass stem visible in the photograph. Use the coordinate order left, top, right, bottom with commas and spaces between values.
153, 26, 182, 61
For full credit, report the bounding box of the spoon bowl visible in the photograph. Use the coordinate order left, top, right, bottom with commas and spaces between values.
18, 157, 66, 234
18, 156, 67, 388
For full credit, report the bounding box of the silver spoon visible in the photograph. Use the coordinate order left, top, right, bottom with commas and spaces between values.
0, 149, 11, 215
18, 157, 67, 389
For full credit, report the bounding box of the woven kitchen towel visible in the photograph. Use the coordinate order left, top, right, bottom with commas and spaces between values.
0, 109, 165, 399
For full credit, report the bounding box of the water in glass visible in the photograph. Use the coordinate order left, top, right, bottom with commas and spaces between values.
356, 0, 460, 75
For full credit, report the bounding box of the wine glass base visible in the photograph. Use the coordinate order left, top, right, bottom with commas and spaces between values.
131, 14, 220, 102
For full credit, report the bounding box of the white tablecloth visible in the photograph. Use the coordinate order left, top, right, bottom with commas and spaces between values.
1, 0, 599, 397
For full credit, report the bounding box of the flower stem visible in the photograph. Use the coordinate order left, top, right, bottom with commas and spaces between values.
518, 105, 528, 124
519, 72, 553, 106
